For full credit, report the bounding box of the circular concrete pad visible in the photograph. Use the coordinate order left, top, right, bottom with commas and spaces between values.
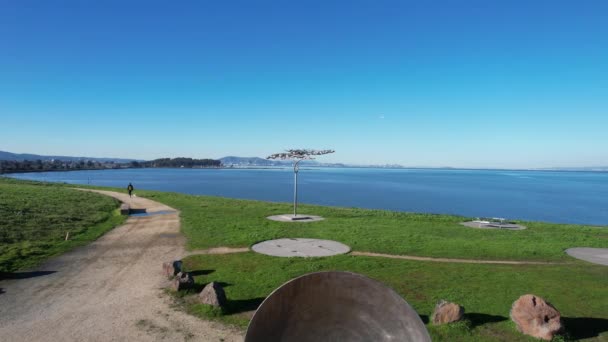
267, 214, 324, 222
460, 221, 526, 230
252, 238, 350, 257
566, 248, 608, 266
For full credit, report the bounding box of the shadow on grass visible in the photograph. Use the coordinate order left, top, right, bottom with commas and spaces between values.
466, 313, 508, 327
419, 313, 506, 327
190, 269, 214, 276
0, 271, 56, 280
191, 281, 233, 293
215, 281, 232, 288
224, 297, 266, 315
563, 317, 608, 340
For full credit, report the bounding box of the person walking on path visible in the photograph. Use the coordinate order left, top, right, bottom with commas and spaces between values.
127, 183, 134, 198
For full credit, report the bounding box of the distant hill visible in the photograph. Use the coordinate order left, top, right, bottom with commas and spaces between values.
0, 150, 140, 163
219, 156, 349, 168
193, 157, 608, 170
219, 156, 289, 167
142, 157, 221, 168
538, 167, 608, 172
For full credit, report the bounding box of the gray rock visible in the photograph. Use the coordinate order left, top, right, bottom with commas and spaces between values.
199, 282, 227, 307
171, 272, 194, 291
431, 300, 464, 325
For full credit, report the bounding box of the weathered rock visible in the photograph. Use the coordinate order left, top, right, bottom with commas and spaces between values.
162, 260, 182, 277
171, 272, 194, 291
510, 294, 562, 340
162, 262, 171, 276
199, 282, 227, 307
431, 300, 464, 325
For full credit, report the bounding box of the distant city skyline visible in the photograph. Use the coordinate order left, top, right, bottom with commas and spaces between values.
1, 1, 607, 168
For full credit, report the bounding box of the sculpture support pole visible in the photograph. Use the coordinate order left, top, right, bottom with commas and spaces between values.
293, 160, 300, 217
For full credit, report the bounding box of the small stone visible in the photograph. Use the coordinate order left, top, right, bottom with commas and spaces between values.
199, 282, 227, 307
510, 294, 562, 340
431, 300, 464, 325
171, 272, 194, 291
162, 260, 182, 277
162, 262, 170, 276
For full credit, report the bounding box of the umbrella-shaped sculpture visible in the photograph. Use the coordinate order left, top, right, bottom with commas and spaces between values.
267, 149, 334, 220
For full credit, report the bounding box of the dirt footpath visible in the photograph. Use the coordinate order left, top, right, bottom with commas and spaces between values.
0, 190, 243, 342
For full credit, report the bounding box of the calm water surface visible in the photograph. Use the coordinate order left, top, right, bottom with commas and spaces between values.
8, 168, 608, 225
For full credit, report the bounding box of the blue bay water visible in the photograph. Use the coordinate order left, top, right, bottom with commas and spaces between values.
7, 168, 608, 225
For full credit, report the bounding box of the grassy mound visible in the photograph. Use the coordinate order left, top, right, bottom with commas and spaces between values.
0, 178, 125, 272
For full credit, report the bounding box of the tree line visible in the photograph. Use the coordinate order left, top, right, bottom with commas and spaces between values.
0, 157, 223, 174
0, 159, 121, 174
132, 157, 222, 168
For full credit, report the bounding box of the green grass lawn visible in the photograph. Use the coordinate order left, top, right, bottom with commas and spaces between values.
136, 190, 608, 341
143, 191, 607, 262
0, 178, 125, 272
177, 253, 607, 341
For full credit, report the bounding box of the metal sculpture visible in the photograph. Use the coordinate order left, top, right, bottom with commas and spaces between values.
267, 149, 334, 218
245, 271, 431, 342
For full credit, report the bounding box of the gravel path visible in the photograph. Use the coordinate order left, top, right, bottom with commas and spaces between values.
186, 247, 562, 265
0, 189, 243, 342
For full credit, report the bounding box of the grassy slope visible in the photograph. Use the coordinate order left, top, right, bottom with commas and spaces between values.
0, 178, 125, 272
136, 190, 608, 341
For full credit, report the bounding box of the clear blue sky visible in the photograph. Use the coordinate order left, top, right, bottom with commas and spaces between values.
1, 1, 607, 168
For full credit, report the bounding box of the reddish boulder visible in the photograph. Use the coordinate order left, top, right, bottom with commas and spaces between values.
162, 260, 182, 278
171, 272, 194, 291
510, 294, 562, 340
162, 262, 171, 276
199, 282, 227, 307
431, 300, 464, 325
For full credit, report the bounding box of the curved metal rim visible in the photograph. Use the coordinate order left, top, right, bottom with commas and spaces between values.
245, 271, 430, 341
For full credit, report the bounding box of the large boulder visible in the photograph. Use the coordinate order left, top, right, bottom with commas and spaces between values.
431, 300, 464, 325
199, 281, 227, 307
162, 260, 182, 278
171, 272, 194, 291
510, 294, 562, 340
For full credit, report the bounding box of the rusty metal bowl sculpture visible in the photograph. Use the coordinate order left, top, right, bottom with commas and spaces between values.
245, 271, 431, 342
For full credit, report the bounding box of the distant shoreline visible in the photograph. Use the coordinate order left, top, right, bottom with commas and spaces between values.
0, 166, 290, 175
3, 165, 608, 175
